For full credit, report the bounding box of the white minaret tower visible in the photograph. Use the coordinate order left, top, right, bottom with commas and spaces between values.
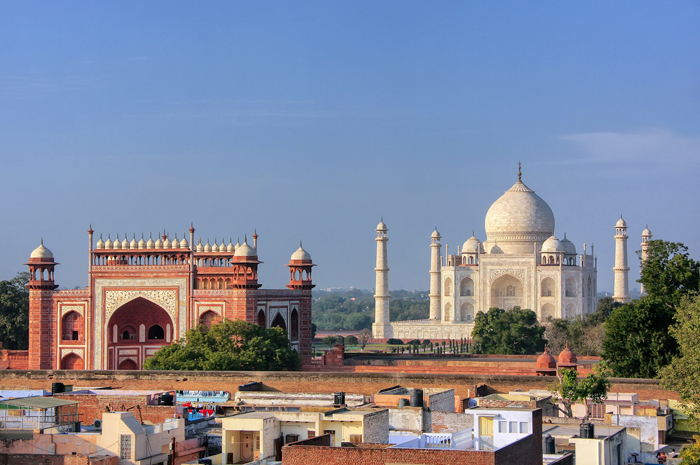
372, 219, 391, 339
429, 228, 441, 320
640, 226, 653, 295
613, 216, 631, 303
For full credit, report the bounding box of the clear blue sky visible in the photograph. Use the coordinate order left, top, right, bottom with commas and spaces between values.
1, 1, 699, 293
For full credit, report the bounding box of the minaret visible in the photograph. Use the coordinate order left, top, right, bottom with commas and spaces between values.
372, 219, 391, 339
640, 226, 653, 295
612, 216, 631, 303
25, 240, 59, 370
429, 228, 441, 319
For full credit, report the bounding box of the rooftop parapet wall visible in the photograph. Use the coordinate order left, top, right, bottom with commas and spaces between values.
0, 370, 679, 402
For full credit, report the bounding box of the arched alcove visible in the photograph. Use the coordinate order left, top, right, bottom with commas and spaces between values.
541, 278, 555, 297
60, 353, 84, 370
460, 277, 474, 296
491, 274, 523, 310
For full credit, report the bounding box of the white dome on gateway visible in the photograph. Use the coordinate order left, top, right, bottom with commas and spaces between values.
372, 163, 599, 342
484, 167, 555, 255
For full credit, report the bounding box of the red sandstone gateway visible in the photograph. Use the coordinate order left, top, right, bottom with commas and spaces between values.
25, 226, 314, 370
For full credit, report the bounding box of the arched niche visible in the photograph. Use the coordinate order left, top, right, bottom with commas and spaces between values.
491, 274, 523, 310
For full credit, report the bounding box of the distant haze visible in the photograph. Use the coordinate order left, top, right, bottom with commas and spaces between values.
1, 2, 698, 293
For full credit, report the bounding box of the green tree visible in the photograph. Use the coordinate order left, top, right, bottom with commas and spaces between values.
472, 307, 546, 355
660, 294, 700, 428
323, 335, 340, 350
640, 241, 700, 306
587, 297, 622, 326
679, 437, 700, 465
344, 335, 358, 348
548, 362, 612, 418
143, 319, 300, 371
0, 272, 30, 350
602, 296, 677, 378
311, 323, 317, 339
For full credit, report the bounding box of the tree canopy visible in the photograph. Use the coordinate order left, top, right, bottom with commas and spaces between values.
660, 294, 700, 428
602, 240, 699, 378
472, 307, 546, 355
143, 318, 300, 371
548, 362, 612, 418
0, 272, 30, 350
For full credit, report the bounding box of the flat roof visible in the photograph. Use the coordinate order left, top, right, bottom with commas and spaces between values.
543, 424, 625, 439
0, 397, 78, 409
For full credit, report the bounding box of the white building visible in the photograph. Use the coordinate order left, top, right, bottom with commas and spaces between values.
374, 165, 598, 340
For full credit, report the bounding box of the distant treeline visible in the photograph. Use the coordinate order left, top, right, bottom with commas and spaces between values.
312, 289, 429, 331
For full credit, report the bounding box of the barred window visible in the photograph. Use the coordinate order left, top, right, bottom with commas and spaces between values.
120, 435, 132, 460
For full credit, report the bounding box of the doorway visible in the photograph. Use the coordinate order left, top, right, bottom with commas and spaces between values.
240, 433, 253, 462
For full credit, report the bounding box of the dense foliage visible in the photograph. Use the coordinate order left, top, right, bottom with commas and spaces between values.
0, 272, 30, 350
143, 319, 300, 371
602, 240, 699, 378
543, 297, 621, 356
472, 307, 546, 355
312, 289, 429, 331
660, 294, 700, 428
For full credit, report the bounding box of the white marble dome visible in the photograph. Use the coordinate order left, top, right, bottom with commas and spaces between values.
30, 242, 54, 260
291, 244, 311, 261
616, 217, 627, 228
484, 179, 555, 250
541, 236, 565, 253
235, 241, 257, 258
560, 235, 576, 255
462, 235, 484, 253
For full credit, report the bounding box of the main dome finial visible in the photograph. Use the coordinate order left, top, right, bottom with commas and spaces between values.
518, 161, 522, 182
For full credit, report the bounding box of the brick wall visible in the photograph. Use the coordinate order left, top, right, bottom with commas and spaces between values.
0, 455, 117, 465
427, 411, 474, 433
52, 393, 180, 425
0, 370, 680, 402
0, 349, 29, 369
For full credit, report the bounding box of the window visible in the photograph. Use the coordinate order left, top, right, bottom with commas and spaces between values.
519, 422, 528, 434
588, 403, 606, 419
509, 421, 517, 433
349, 435, 362, 444
120, 435, 132, 459
148, 325, 164, 340
285, 434, 299, 444
498, 421, 508, 433
307, 430, 316, 438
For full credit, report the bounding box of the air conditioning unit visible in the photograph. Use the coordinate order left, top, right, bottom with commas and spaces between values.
93, 419, 102, 429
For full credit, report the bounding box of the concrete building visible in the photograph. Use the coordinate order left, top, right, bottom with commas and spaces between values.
220, 408, 389, 464
23, 226, 315, 370
373, 165, 598, 340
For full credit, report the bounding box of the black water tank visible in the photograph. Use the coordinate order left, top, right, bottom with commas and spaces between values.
545, 435, 555, 454
398, 398, 409, 408
158, 393, 174, 406
410, 389, 423, 407
579, 422, 590, 438
52, 382, 65, 394
334, 392, 345, 406
588, 423, 595, 438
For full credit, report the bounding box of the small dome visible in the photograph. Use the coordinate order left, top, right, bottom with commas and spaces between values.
616, 217, 627, 228
213, 240, 220, 253
138, 236, 146, 249
96, 236, 105, 249
121, 236, 129, 249
204, 240, 212, 253
642, 227, 652, 237
171, 235, 179, 249
560, 234, 576, 255
105, 236, 113, 249
130, 236, 138, 249
227, 239, 234, 253
235, 240, 257, 257
291, 242, 311, 261
376, 219, 388, 231
113, 235, 121, 250
155, 237, 163, 249
163, 237, 171, 248
462, 234, 484, 253
541, 236, 565, 253
536, 347, 557, 369
30, 241, 54, 260
180, 237, 189, 249
490, 243, 504, 254
558, 343, 578, 367
431, 228, 441, 239
146, 236, 155, 249
196, 239, 204, 253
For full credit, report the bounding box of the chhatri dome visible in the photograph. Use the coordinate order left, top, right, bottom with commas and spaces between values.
30, 240, 54, 260
484, 164, 555, 254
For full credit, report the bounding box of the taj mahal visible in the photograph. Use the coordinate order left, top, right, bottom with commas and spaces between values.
372, 165, 601, 341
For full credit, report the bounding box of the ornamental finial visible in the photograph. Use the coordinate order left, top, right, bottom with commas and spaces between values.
518, 161, 522, 182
